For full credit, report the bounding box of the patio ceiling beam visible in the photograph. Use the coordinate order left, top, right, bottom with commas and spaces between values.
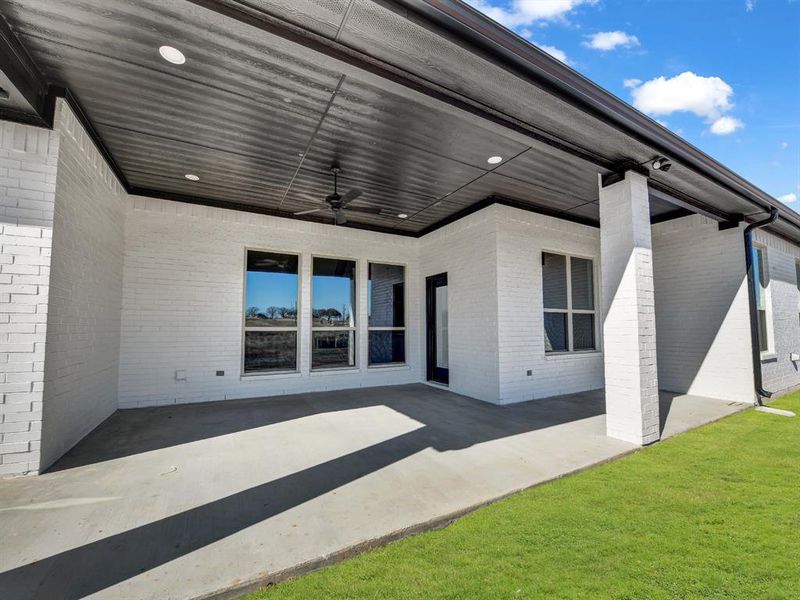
648, 182, 734, 223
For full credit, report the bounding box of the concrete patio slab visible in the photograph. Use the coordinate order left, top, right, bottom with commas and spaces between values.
0, 384, 747, 600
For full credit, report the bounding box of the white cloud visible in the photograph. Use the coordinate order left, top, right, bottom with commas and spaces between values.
538, 44, 570, 64
629, 72, 735, 119
709, 116, 744, 135
781, 141, 789, 149
746, 0, 756, 11
466, 0, 596, 28
584, 31, 640, 51
778, 193, 797, 203
627, 72, 745, 134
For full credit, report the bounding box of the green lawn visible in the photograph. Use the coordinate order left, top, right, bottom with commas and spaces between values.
249, 394, 800, 599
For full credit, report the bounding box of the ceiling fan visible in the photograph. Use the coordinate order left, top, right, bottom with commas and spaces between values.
293, 166, 382, 225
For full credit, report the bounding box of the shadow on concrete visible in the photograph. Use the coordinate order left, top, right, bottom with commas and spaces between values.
658, 392, 676, 436
3, 384, 604, 599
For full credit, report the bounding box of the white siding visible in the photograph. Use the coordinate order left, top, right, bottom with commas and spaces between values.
652, 215, 755, 403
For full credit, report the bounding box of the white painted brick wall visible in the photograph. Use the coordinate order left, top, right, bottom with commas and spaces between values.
120, 202, 607, 409
753, 229, 800, 395
0, 120, 58, 476
419, 206, 501, 402
652, 215, 755, 403
600, 172, 660, 445
118, 196, 422, 407
39, 101, 126, 470
495, 204, 603, 403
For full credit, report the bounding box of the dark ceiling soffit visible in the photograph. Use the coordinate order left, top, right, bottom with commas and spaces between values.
44, 87, 601, 239
7, 8, 783, 241
0, 14, 47, 125
184, 0, 613, 170
399, 0, 800, 229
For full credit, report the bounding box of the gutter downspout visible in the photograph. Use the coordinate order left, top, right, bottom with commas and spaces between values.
744, 207, 779, 405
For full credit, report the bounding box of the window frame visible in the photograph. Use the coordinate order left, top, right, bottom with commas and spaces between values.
752, 242, 774, 357
241, 247, 302, 376
542, 251, 599, 355
367, 261, 408, 368
310, 254, 359, 372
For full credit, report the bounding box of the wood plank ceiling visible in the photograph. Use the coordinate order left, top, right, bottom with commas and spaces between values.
0, 0, 693, 233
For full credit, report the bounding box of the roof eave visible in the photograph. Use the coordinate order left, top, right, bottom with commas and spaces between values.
398, 0, 800, 229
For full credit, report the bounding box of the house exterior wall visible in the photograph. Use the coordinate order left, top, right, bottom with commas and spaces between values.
753, 228, 800, 395
118, 196, 422, 408
0, 121, 58, 476
495, 205, 603, 403
0, 99, 124, 476
118, 202, 606, 409
418, 207, 501, 402
10, 104, 799, 472
652, 215, 755, 403
39, 101, 126, 470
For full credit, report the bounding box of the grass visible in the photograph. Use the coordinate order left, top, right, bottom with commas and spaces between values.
247, 394, 800, 599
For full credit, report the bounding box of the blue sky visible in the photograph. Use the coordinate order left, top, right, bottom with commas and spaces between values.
246, 271, 355, 316
466, 0, 800, 205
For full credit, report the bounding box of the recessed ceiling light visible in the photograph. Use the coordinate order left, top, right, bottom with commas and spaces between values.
487, 156, 503, 165
159, 45, 186, 65
398, 213, 408, 219
184, 174, 200, 181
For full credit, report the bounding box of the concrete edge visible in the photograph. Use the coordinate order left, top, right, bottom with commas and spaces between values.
192, 446, 639, 600
194, 401, 755, 600
659, 400, 751, 440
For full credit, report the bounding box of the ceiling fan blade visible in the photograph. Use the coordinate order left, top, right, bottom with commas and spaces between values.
293, 207, 324, 216
339, 189, 363, 206
334, 210, 347, 225
344, 206, 383, 215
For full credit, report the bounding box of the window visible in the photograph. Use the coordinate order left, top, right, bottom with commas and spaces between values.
368, 263, 406, 365
542, 252, 596, 353
312, 257, 356, 369
752, 244, 770, 352
243, 251, 299, 373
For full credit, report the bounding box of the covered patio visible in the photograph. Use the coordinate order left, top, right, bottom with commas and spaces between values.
0, 384, 746, 599
0, 0, 794, 479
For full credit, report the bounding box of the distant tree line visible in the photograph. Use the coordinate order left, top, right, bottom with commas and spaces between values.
246, 306, 298, 320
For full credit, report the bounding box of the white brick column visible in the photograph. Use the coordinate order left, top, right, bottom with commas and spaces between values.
599, 170, 660, 445
0, 121, 59, 476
